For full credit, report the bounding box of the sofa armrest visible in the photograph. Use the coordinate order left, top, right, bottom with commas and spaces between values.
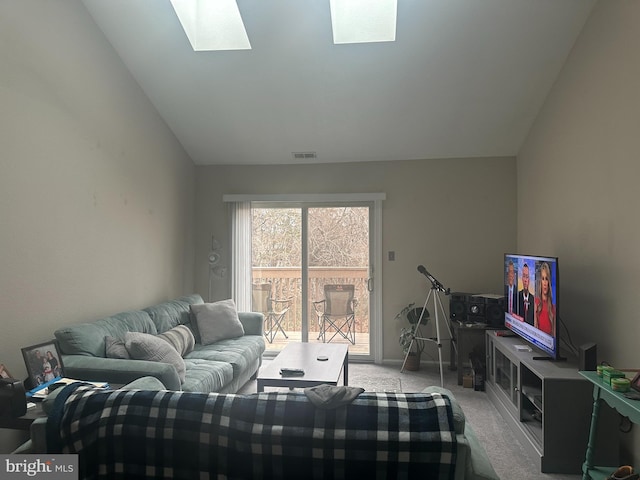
27, 418, 47, 453
461, 421, 500, 480
238, 312, 264, 336
422, 386, 499, 480
62, 355, 181, 390
422, 386, 466, 435
26, 376, 169, 454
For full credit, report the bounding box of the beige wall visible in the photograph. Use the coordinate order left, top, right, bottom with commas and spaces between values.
0, 1, 196, 450
517, 0, 640, 462
195, 157, 516, 361
518, 0, 639, 367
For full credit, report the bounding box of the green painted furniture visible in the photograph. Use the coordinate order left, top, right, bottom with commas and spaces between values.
580, 371, 640, 480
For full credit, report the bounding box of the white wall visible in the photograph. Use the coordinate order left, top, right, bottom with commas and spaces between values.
517, 0, 640, 462
194, 157, 517, 361
0, 1, 196, 451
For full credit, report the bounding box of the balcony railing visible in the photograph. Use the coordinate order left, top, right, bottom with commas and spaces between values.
252, 267, 369, 333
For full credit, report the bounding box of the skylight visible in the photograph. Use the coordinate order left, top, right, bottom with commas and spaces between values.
330, 0, 397, 44
169, 0, 397, 52
170, 0, 251, 51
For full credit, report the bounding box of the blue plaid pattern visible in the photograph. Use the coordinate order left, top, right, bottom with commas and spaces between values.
48, 385, 457, 479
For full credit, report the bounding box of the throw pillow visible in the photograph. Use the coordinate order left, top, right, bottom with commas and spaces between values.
124, 332, 186, 383
190, 299, 244, 346
157, 325, 196, 356
105, 336, 130, 359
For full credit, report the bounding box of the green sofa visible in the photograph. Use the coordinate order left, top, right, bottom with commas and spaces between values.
53, 294, 265, 392
423, 386, 500, 480
19, 380, 498, 480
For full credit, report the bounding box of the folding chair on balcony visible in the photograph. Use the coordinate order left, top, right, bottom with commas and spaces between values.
313, 284, 357, 345
252, 283, 292, 343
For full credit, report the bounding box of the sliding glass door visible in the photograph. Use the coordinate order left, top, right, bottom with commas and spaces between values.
251, 203, 372, 358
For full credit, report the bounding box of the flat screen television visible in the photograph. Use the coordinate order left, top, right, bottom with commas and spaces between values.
504, 253, 561, 360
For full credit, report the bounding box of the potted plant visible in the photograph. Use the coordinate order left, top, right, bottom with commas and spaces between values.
396, 303, 430, 371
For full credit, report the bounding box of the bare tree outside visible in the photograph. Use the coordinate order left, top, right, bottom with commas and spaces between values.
252, 207, 368, 267
309, 207, 369, 267
251, 206, 370, 352
252, 208, 301, 267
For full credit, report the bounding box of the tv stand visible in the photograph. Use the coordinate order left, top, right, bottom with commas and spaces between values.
485, 332, 617, 473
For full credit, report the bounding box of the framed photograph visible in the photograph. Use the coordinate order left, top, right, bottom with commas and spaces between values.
21, 340, 64, 387
0, 364, 13, 379
631, 371, 640, 392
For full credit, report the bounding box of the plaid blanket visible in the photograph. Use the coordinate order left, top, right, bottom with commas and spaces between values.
47, 385, 457, 480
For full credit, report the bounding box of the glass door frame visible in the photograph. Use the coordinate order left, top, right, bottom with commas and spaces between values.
225, 193, 384, 363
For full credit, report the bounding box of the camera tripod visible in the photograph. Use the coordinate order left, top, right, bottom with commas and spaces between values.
400, 266, 456, 387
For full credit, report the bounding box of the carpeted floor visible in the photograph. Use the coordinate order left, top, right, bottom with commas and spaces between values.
351, 376, 402, 393
239, 360, 584, 480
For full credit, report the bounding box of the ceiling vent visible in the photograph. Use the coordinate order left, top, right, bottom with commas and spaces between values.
292, 152, 317, 160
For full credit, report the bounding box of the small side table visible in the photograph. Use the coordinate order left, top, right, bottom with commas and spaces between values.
450, 322, 501, 385
580, 371, 640, 480
0, 402, 46, 431
1, 381, 122, 432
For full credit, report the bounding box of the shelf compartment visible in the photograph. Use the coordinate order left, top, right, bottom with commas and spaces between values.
521, 385, 543, 412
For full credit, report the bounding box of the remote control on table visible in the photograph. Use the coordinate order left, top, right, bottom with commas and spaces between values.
280, 368, 305, 377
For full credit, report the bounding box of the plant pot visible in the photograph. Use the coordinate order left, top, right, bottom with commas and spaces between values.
404, 352, 421, 371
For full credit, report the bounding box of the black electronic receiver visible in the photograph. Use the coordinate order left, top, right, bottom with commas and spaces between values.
280, 368, 305, 377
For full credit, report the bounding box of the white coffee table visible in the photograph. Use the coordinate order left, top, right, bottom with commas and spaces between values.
257, 342, 349, 392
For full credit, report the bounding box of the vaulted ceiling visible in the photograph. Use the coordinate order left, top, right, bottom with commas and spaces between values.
83, 0, 595, 165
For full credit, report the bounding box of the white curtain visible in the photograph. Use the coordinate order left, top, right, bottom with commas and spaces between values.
230, 201, 252, 311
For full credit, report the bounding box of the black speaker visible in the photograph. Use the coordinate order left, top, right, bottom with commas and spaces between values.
579, 343, 597, 371
449, 292, 474, 322
465, 294, 505, 325
484, 295, 505, 327
467, 297, 486, 323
